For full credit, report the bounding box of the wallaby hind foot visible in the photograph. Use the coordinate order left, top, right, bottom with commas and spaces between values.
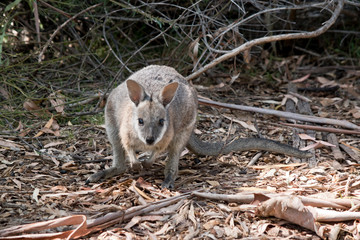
86, 166, 127, 184
162, 175, 175, 189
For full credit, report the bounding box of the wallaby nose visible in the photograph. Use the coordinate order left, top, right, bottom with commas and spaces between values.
146, 136, 155, 145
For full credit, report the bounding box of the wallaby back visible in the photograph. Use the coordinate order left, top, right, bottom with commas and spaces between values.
87, 65, 311, 189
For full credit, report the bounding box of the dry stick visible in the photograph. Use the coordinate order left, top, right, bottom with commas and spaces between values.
247, 152, 263, 166
281, 122, 360, 135
81, 194, 191, 237
38, 0, 73, 19
32, 0, 40, 44
192, 192, 359, 209
86, 192, 191, 229
339, 144, 360, 162
200, 2, 326, 56
192, 191, 254, 204
345, 0, 360, 7
198, 98, 360, 131
327, 133, 345, 160
38, 3, 103, 62
185, 0, 344, 81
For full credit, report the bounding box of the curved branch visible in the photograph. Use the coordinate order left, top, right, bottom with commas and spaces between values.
185, 0, 344, 81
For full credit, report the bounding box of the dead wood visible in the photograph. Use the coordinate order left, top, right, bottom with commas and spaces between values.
280, 123, 360, 135
2, 190, 360, 239
289, 83, 317, 166
0, 193, 192, 239
339, 143, 360, 162
255, 195, 358, 239
185, 0, 344, 81
327, 133, 345, 160
198, 98, 360, 130
192, 191, 254, 204
286, 83, 308, 163
192, 191, 359, 209
86, 193, 191, 229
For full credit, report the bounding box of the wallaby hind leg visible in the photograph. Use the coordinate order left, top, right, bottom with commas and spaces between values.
86, 142, 127, 183
86, 127, 128, 183
161, 133, 190, 189
161, 149, 181, 189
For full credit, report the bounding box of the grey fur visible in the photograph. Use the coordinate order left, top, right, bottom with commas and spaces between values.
87, 65, 311, 189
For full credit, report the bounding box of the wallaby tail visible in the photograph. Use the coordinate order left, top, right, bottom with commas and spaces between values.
186, 132, 312, 158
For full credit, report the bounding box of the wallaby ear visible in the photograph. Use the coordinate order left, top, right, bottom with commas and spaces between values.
160, 82, 178, 106
126, 80, 145, 106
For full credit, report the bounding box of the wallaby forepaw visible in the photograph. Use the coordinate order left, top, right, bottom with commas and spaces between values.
161, 181, 174, 189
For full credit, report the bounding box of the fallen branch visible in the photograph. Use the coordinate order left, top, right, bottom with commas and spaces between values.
192, 191, 360, 209
192, 191, 254, 204
0, 193, 192, 240
198, 98, 360, 130
86, 192, 191, 230
281, 122, 360, 135
2, 190, 360, 239
185, 0, 344, 81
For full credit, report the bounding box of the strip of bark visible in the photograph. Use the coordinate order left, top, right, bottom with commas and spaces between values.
339, 144, 360, 162
327, 133, 345, 160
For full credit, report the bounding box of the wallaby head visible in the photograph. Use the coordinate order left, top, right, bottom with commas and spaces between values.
126, 79, 178, 146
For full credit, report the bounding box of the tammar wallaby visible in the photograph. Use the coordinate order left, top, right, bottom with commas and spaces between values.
87, 65, 311, 189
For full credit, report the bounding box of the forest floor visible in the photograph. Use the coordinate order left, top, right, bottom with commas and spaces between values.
1, 58, 360, 239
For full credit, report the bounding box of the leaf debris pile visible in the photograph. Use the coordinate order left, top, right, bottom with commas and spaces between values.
1, 58, 360, 239
1, 1, 360, 238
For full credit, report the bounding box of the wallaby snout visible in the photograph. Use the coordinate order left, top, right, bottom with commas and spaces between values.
146, 136, 155, 145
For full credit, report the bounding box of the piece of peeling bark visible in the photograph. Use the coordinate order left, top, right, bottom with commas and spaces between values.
255, 195, 360, 239
255, 195, 325, 237
0, 215, 88, 240
327, 133, 345, 160
295, 88, 316, 167
340, 143, 360, 162
286, 83, 316, 166
286, 83, 304, 164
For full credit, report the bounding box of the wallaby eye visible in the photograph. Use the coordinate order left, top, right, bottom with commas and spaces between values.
138, 118, 144, 125
159, 119, 165, 126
